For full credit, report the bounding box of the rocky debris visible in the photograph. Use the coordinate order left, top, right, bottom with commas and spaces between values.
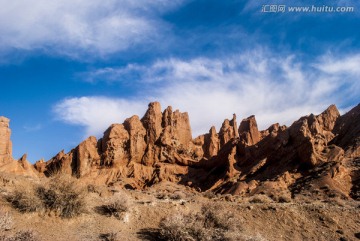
0, 116, 12, 164
1, 102, 360, 201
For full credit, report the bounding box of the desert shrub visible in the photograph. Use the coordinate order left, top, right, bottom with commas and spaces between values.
203, 191, 216, 199
159, 203, 242, 241
249, 194, 272, 204
0, 230, 39, 241
36, 176, 87, 218
169, 192, 185, 200
99, 232, 119, 241
7, 184, 44, 213
6, 176, 86, 218
0, 207, 13, 231
155, 192, 168, 200
96, 193, 130, 220
9, 230, 39, 241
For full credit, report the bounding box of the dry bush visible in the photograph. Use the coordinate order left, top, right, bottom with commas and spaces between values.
203, 191, 216, 199
159, 203, 243, 241
7, 184, 44, 213
169, 193, 181, 200
99, 232, 119, 241
155, 192, 168, 200
6, 175, 86, 218
0, 230, 40, 241
96, 192, 130, 220
36, 176, 87, 218
249, 194, 273, 204
0, 207, 13, 231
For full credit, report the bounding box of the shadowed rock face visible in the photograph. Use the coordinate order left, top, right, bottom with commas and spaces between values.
1, 102, 360, 200
0, 116, 12, 164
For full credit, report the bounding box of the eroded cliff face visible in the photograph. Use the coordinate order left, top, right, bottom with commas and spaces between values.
0, 116, 12, 165
2, 102, 360, 200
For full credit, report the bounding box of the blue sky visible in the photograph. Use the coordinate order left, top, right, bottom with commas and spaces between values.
0, 0, 359, 162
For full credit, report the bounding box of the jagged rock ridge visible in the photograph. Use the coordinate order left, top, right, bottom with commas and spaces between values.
1, 102, 359, 200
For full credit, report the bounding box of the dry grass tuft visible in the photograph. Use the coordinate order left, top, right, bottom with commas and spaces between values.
159, 203, 243, 241
0, 230, 40, 241
249, 194, 273, 204
0, 207, 13, 231
99, 232, 119, 241
6, 175, 86, 218
6, 184, 44, 213
36, 175, 87, 218
96, 192, 130, 220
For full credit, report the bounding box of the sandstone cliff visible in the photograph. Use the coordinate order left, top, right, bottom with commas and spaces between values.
0, 116, 12, 165
1, 102, 359, 200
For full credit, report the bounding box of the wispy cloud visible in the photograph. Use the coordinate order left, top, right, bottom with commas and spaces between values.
55, 50, 360, 138
0, 0, 186, 58
23, 124, 42, 132
54, 96, 147, 136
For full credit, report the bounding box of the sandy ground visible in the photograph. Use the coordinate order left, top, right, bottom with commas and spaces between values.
0, 177, 359, 241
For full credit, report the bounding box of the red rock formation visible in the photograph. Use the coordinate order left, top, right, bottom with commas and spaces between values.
204, 126, 220, 159
76, 136, 101, 177
219, 114, 238, 147
141, 102, 162, 165
238, 115, 261, 146
0, 116, 12, 164
102, 124, 130, 166
124, 115, 147, 164
2, 102, 360, 201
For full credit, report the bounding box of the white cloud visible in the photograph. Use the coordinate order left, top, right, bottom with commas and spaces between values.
0, 0, 185, 57
315, 54, 360, 75
55, 50, 360, 138
54, 96, 147, 136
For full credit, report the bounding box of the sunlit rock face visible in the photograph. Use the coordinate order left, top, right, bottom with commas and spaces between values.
0, 116, 12, 164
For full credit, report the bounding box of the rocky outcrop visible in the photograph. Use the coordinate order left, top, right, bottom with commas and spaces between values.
141, 102, 163, 165
219, 115, 238, 147
38, 102, 195, 186
238, 115, 261, 146
0, 117, 12, 164
2, 102, 360, 201
0, 154, 39, 177
124, 116, 147, 164
76, 136, 101, 177
102, 124, 130, 167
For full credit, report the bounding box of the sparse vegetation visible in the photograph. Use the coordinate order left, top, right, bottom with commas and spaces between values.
99, 232, 119, 241
96, 192, 130, 220
248, 194, 273, 204
158, 203, 242, 241
0, 230, 39, 241
7, 175, 86, 218
36, 175, 87, 218
0, 207, 13, 231
7, 184, 44, 213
